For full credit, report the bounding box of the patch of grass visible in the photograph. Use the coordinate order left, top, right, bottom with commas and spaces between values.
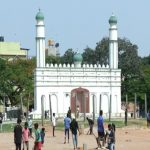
104, 118, 147, 128
55, 120, 89, 131
0, 118, 147, 133
55, 122, 64, 131
105, 119, 125, 128
0, 123, 15, 133
127, 118, 147, 127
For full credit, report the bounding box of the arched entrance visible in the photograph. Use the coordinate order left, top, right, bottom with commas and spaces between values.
71, 87, 89, 113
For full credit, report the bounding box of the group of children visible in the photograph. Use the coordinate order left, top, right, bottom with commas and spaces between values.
63, 108, 115, 150
95, 123, 115, 150
14, 118, 45, 150
14, 110, 115, 150
63, 113, 81, 150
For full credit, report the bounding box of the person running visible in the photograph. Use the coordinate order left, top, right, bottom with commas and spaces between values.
64, 113, 71, 144
52, 113, 56, 137
14, 118, 22, 150
70, 115, 80, 150
22, 122, 30, 150
97, 110, 105, 149
34, 123, 42, 150
86, 117, 94, 135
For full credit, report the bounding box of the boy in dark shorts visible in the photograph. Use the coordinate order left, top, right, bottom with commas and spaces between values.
14, 118, 22, 150
97, 110, 105, 149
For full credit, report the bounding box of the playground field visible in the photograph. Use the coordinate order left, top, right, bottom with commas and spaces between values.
0, 123, 150, 150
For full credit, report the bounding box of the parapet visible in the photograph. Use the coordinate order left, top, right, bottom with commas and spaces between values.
46, 63, 109, 69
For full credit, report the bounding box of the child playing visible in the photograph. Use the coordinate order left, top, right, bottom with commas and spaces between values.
64, 113, 71, 144
34, 123, 42, 150
105, 124, 115, 150
14, 118, 22, 150
28, 117, 33, 136
22, 122, 30, 150
40, 127, 45, 146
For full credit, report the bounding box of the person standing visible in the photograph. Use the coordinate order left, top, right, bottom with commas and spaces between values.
28, 117, 33, 136
97, 110, 105, 149
0, 112, 3, 132
52, 113, 56, 137
40, 127, 45, 146
125, 108, 128, 126
67, 107, 71, 119
64, 113, 71, 144
70, 115, 80, 150
34, 123, 42, 150
147, 111, 150, 128
76, 106, 79, 118
14, 118, 22, 150
44, 111, 47, 119
22, 122, 30, 150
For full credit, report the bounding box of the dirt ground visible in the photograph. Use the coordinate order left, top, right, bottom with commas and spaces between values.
0, 125, 150, 150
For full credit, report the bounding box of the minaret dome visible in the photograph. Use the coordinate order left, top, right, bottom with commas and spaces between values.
73, 53, 83, 68
109, 15, 117, 24
36, 10, 44, 21
73, 53, 83, 62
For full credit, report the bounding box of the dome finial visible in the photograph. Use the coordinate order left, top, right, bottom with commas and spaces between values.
109, 13, 117, 24
36, 9, 44, 21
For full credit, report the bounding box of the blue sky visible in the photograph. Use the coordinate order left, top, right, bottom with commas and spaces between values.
0, 0, 150, 57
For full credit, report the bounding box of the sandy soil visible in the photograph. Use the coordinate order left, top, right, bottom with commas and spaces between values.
0, 125, 150, 150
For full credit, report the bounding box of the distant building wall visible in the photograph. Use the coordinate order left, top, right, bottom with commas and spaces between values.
0, 42, 28, 60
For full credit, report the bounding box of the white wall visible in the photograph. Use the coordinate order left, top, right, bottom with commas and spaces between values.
34, 66, 121, 115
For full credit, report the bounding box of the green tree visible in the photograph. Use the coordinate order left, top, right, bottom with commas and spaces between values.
46, 55, 61, 64
141, 55, 150, 65
61, 49, 75, 64
118, 38, 142, 98
95, 37, 109, 65
0, 58, 7, 100
0, 58, 35, 106
140, 56, 150, 108
93, 37, 142, 100
82, 47, 96, 64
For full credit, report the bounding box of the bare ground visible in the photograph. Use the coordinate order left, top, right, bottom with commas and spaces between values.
0, 125, 150, 150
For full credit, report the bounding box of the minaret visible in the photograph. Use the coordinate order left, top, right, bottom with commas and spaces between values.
35, 10, 45, 67
109, 14, 118, 69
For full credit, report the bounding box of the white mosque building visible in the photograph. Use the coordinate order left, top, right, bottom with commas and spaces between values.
33, 10, 122, 118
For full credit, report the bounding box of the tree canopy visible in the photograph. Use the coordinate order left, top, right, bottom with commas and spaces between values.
0, 58, 35, 106
0, 36, 149, 110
